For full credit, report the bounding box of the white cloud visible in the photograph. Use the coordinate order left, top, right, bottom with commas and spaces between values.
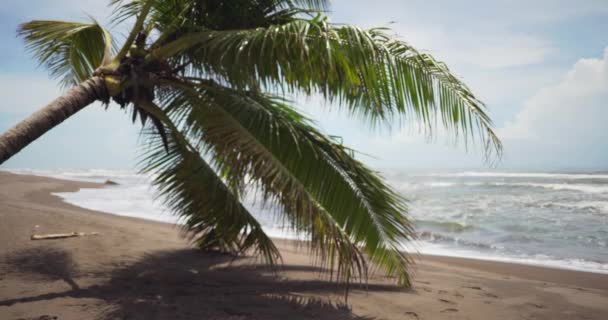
449, 34, 554, 69
396, 26, 554, 69
333, 1, 559, 70
332, 0, 608, 27
499, 47, 608, 165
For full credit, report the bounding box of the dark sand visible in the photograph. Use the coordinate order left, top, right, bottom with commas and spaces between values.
1, 172, 607, 320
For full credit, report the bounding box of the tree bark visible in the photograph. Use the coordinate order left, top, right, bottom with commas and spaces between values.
0, 76, 108, 165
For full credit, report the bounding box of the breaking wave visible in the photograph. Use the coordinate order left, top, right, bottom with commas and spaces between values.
424, 171, 608, 180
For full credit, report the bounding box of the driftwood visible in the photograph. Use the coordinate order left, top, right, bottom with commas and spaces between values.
30, 232, 100, 241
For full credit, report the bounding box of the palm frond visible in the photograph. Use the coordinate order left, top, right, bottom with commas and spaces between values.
154, 79, 413, 285
18, 20, 114, 87
115, 0, 155, 60
138, 100, 280, 264
150, 18, 501, 159
111, 0, 326, 34
279, 0, 329, 10
13, 0, 500, 292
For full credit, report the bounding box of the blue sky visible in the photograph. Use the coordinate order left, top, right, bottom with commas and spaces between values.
1, 0, 607, 171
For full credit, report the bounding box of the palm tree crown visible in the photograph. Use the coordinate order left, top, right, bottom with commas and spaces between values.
10, 0, 501, 287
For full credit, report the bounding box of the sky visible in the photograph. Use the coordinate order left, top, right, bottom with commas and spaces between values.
0, 0, 607, 171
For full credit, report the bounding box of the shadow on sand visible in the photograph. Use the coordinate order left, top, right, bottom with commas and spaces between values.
4, 247, 80, 290
1, 247, 409, 319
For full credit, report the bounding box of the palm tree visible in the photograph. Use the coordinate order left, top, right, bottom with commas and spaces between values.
0, 0, 501, 286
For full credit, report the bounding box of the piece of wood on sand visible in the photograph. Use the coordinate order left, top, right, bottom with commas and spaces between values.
30, 232, 100, 240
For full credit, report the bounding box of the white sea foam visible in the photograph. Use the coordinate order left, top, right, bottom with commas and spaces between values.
399, 180, 608, 194
47, 169, 308, 240
6, 168, 141, 183
57, 183, 175, 223
412, 242, 608, 274
496, 182, 608, 194
425, 171, 608, 180
425, 182, 457, 187
546, 201, 608, 213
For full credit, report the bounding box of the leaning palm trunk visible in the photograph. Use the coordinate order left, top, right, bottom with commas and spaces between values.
2, 0, 503, 289
0, 77, 106, 164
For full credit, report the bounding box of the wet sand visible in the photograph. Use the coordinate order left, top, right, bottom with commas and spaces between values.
1, 171, 607, 320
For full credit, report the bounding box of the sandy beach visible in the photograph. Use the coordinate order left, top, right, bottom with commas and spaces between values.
1, 171, 607, 320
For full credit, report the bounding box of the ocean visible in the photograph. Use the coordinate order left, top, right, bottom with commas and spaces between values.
8, 168, 608, 274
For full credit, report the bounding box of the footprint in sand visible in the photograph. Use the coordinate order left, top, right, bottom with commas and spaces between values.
404, 311, 420, 319
526, 303, 546, 309
483, 292, 499, 299
438, 298, 457, 305
419, 286, 433, 293
441, 308, 459, 313
438, 290, 464, 299
463, 285, 482, 290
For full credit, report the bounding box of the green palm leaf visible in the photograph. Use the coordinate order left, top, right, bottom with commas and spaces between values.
18, 20, 114, 87
111, 0, 327, 34
138, 100, 281, 264
150, 18, 501, 158
152, 79, 413, 284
